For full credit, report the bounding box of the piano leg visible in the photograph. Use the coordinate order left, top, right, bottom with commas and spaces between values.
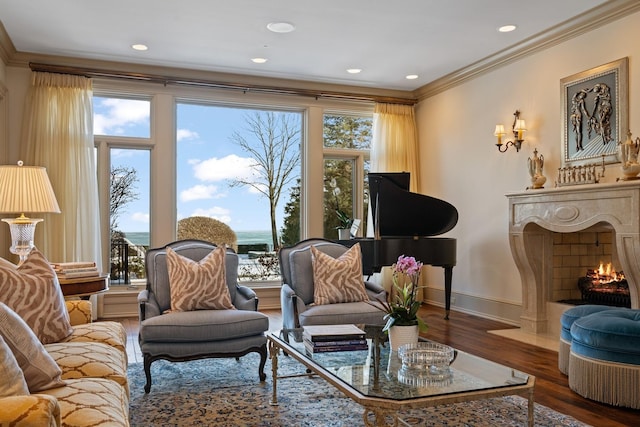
444, 266, 453, 320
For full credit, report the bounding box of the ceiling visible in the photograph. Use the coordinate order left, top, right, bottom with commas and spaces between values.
0, 0, 616, 91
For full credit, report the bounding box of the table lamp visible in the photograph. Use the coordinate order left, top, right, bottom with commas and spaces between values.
0, 161, 60, 264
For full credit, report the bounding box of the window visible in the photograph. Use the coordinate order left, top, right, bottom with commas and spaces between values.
94, 96, 151, 285
176, 103, 302, 281
94, 97, 151, 138
322, 114, 372, 238
109, 148, 150, 283
92, 84, 373, 288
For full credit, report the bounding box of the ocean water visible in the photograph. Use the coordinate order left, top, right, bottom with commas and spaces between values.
123, 230, 273, 248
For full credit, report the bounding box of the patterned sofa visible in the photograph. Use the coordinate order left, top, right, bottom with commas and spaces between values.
0, 299, 130, 426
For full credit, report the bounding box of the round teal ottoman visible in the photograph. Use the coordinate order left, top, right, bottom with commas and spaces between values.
568, 309, 640, 408
558, 305, 614, 375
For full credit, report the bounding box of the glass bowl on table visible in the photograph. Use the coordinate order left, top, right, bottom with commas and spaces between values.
396, 342, 457, 386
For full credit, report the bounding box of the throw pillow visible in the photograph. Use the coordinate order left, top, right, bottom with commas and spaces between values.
0, 334, 29, 397
165, 246, 235, 312
311, 243, 369, 305
0, 302, 66, 392
0, 249, 73, 344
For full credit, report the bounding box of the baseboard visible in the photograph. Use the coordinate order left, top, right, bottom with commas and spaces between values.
98, 289, 140, 318
97, 284, 521, 322
253, 285, 281, 310
424, 287, 522, 326
97, 284, 282, 318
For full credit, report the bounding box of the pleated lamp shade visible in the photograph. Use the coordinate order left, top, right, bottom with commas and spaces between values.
0, 161, 60, 264
0, 161, 60, 215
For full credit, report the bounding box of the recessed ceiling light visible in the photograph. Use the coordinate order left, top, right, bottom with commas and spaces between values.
498, 25, 517, 33
131, 44, 148, 51
251, 57, 268, 64
406, 74, 419, 80
267, 22, 295, 33
346, 69, 362, 74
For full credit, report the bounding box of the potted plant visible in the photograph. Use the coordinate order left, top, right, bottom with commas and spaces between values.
370, 255, 428, 350
328, 179, 354, 240
336, 208, 353, 240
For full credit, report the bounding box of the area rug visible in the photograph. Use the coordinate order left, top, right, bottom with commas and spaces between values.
128, 353, 591, 426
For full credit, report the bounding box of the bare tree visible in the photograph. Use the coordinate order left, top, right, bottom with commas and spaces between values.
110, 166, 139, 233
229, 111, 300, 250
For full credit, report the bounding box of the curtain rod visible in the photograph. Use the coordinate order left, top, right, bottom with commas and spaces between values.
29, 62, 417, 106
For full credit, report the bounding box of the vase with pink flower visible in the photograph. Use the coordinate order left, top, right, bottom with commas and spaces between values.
369, 255, 428, 351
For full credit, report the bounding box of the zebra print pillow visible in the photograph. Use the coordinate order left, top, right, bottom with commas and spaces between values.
165, 246, 235, 312
0, 249, 73, 344
0, 302, 66, 392
0, 334, 29, 397
311, 243, 368, 305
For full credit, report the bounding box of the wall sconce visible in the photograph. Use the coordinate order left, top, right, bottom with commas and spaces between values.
494, 110, 526, 153
0, 161, 60, 264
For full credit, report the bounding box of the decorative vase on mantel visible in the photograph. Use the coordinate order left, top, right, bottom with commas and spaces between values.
618, 130, 640, 181
388, 324, 419, 352
527, 148, 546, 189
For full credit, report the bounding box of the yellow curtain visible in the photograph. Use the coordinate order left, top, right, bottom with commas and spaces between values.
369, 103, 422, 291
20, 72, 102, 268
370, 103, 421, 192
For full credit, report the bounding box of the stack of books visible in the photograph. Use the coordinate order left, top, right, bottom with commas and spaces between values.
303, 324, 368, 353
51, 261, 100, 279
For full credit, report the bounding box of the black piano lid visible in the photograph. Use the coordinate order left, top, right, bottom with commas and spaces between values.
368, 172, 458, 238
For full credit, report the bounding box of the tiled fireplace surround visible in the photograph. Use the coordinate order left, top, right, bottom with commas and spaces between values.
552, 230, 615, 303
507, 181, 640, 337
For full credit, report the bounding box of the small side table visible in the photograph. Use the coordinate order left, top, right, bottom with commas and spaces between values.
58, 274, 109, 300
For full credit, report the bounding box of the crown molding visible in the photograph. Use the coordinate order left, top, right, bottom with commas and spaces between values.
0, 20, 16, 65
8, 51, 416, 104
3, 1, 637, 102
413, 0, 640, 100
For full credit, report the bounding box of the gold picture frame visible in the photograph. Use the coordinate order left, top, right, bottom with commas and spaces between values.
561, 57, 628, 166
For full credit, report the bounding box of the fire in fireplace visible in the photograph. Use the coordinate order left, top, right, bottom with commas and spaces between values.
578, 262, 630, 307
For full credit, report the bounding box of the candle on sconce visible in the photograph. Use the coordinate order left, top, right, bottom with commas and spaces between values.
494, 124, 505, 145
515, 119, 526, 140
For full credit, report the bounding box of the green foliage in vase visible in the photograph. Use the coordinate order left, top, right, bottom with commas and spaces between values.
369, 255, 429, 333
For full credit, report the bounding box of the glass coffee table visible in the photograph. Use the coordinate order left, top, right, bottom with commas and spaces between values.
267, 325, 535, 427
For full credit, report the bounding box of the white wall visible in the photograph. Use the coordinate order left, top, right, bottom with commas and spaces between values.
0, 67, 30, 260
417, 10, 640, 324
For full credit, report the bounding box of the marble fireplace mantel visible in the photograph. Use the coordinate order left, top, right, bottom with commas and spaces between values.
507, 181, 640, 334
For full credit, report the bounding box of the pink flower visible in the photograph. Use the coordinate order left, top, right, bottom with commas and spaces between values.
366, 254, 428, 332
393, 255, 423, 276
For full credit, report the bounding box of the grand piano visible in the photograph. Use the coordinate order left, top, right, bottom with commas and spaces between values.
342, 172, 458, 319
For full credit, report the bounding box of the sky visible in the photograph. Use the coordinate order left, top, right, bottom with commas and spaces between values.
94, 97, 301, 233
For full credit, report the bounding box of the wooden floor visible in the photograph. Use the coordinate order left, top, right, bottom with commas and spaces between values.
118, 305, 640, 426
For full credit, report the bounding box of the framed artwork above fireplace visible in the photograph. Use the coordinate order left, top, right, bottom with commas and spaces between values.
560, 57, 629, 166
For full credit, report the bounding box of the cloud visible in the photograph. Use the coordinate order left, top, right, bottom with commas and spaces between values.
131, 212, 149, 223
177, 128, 199, 142
111, 148, 143, 159
94, 98, 150, 135
190, 206, 232, 224
180, 184, 224, 202
191, 154, 258, 182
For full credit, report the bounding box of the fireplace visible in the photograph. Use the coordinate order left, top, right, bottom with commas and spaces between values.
577, 264, 630, 307
507, 181, 640, 335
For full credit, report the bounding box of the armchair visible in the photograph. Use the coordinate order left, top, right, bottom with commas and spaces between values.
279, 238, 387, 331
138, 240, 268, 393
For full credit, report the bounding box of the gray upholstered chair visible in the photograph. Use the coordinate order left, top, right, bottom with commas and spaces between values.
138, 239, 268, 393
279, 238, 387, 332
